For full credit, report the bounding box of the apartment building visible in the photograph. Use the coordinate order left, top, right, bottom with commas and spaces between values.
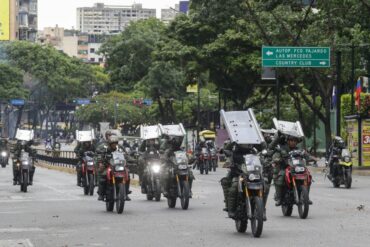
77, 3, 156, 35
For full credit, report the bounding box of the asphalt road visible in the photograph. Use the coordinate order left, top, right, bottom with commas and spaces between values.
0, 164, 369, 247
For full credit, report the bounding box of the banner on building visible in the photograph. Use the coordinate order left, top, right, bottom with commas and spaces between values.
0, 0, 10, 41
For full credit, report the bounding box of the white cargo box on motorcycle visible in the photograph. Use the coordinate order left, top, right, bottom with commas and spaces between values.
159, 124, 186, 137
76, 129, 95, 142
140, 125, 162, 140
15, 129, 34, 141
273, 118, 305, 138
220, 109, 265, 145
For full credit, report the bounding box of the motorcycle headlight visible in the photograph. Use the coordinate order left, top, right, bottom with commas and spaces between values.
344, 157, 350, 162
1, 151, 7, 157
248, 173, 260, 181
22, 161, 29, 166
87, 161, 94, 166
115, 166, 125, 171
178, 164, 188, 170
151, 164, 161, 173
295, 166, 305, 173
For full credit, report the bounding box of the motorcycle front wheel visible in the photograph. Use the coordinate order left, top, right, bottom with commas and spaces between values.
251, 196, 263, 238
167, 197, 176, 208
155, 178, 161, 201
200, 161, 204, 174
298, 186, 309, 219
345, 169, 352, 189
88, 173, 95, 196
213, 160, 217, 172
116, 183, 126, 214
21, 172, 28, 193
180, 180, 190, 210
106, 186, 115, 212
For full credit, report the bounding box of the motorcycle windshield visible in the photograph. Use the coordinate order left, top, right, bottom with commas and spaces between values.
341, 149, 351, 158
201, 148, 208, 154
175, 151, 188, 165
112, 151, 125, 165
290, 158, 306, 167
243, 154, 263, 173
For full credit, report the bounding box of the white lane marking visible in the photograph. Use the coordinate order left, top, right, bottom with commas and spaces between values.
26, 239, 35, 247
0, 211, 25, 214
0, 198, 81, 203
0, 228, 43, 233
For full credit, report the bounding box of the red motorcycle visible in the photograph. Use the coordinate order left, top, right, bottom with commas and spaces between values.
280, 150, 312, 219
104, 151, 130, 214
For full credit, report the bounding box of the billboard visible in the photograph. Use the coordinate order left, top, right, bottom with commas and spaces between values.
0, 0, 10, 41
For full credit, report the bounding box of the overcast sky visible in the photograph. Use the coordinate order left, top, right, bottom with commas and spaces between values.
38, 0, 180, 29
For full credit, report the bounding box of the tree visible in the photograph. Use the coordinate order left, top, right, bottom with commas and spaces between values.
100, 18, 166, 91
0, 63, 28, 100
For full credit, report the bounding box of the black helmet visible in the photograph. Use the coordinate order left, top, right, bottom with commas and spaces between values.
333, 136, 345, 149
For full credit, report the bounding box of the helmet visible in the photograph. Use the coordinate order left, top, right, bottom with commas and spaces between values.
333, 136, 345, 149
109, 136, 119, 144
105, 130, 113, 140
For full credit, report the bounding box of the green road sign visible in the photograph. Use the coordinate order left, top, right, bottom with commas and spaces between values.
262, 46, 330, 68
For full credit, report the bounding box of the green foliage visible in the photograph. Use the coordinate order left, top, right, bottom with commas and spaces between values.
0, 63, 28, 100
75, 91, 154, 126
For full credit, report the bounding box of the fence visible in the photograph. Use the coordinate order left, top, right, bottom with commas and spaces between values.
35, 148, 77, 169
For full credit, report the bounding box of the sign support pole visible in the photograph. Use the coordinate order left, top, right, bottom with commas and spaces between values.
276, 70, 280, 120
336, 51, 342, 136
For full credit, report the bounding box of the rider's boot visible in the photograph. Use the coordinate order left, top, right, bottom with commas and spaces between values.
274, 185, 282, 206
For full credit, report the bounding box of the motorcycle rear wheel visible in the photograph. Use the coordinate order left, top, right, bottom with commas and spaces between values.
298, 186, 309, 219
235, 219, 247, 233
116, 183, 126, 214
180, 180, 190, 210
251, 196, 264, 238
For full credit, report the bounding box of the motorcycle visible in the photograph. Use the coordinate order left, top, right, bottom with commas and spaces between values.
331, 149, 352, 189
0, 149, 9, 168
232, 153, 264, 238
52, 142, 61, 158
166, 151, 192, 210
199, 147, 210, 175
143, 151, 162, 201
209, 147, 218, 172
81, 151, 96, 196
14, 151, 33, 193
104, 150, 129, 214
280, 150, 312, 219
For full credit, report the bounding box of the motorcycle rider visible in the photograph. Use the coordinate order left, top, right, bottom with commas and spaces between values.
123, 138, 131, 149
260, 129, 277, 221
272, 135, 313, 206
138, 138, 160, 193
74, 140, 96, 187
326, 136, 346, 180
96, 134, 132, 201
160, 135, 194, 198
13, 140, 36, 185
220, 141, 255, 218
194, 138, 207, 169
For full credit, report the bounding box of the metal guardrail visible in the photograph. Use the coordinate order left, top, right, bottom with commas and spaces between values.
35, 148, 77, 169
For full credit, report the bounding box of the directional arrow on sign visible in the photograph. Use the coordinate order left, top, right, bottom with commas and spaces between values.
319, 61, 327, 65
266, 51, 274, 56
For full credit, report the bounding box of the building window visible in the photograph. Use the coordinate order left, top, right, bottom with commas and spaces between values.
90, 58, 95, 62
99, 58, 103, 62
90, 48, 95, 53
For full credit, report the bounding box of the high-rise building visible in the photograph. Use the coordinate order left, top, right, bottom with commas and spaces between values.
18, 0, 38, 41
161, 4, 179, 24
77, 3, 156, 34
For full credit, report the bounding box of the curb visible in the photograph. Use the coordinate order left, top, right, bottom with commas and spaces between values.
36, 162, 140, 186
309, 166, 370, 176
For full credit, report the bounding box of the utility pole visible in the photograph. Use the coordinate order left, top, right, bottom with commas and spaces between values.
114, 97, 118, 128
336, 51, 342, 136
350, 44, 355, 114
197, 79, 201, 142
